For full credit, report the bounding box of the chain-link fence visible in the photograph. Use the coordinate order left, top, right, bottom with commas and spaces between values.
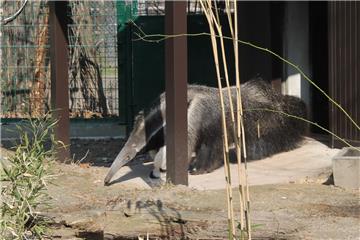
136, 0, 234, 16
68, 1, 118, 118
0, 1, 119, 119
0, 0, 234, 120
1, 1, 50, 118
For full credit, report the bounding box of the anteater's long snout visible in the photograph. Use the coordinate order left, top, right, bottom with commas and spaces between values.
104, 153, 133, 185
104, 113, 148, 186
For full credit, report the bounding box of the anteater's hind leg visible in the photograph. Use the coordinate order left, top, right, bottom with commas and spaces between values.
189, 138, 224, 175
189, 144, 210, 174
149, 136, 198, 179
186, 97, 203, 171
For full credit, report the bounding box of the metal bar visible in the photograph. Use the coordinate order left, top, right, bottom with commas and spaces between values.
165, 1, 188, 185
49, 1, 70, 161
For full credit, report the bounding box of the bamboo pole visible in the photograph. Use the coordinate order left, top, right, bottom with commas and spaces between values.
208, 0, 239, 147
199, 1, 236, 238
209, 3, 252, 238
228, 1, 252, 238
223, 0, 246, 234
203, 1, 251, 238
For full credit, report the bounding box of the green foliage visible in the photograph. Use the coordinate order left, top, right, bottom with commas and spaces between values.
0, 115, 60, 240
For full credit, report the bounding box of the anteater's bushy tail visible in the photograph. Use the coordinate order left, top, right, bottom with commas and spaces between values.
242, 80, 307, 160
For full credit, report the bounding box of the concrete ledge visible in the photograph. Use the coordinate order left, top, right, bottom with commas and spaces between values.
105, 138, 339, 190
332, 147, 360, 190
1, 120, 126, 140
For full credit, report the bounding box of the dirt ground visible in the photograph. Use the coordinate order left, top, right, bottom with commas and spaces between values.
1, 140, 359, 239
46, 163, 359, 240
0, 138, 126, 167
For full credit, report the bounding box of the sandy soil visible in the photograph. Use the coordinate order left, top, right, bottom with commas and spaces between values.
85, 138, 339, 190
1, 139, 359, 239
44, 162, 359, 240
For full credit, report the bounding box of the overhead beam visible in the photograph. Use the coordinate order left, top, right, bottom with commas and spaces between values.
165, 1, 188, 185
49, 1, 70, 161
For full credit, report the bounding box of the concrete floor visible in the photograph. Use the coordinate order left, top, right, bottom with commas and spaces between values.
109, 138, 339, 190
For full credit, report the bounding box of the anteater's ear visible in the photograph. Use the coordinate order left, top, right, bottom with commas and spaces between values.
133, 111, 145, 125
136, 110, 144, 118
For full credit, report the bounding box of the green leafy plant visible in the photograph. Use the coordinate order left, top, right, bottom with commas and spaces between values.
0, 115, 61, 239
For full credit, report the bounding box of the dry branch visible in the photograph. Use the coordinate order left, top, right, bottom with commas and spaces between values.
0, 0, 28, 25
30, 8, 49, 117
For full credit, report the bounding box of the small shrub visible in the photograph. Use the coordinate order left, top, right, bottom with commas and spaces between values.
0, 115, 61, 239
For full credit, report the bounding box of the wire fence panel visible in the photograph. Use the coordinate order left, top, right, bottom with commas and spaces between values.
68, 1, 119, 118
1, 1, 50, 118
0, 1, 234, 120
1, 1, 119, 119
136, 0, 234, 16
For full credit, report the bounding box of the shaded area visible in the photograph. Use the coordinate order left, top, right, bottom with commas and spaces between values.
68, 138, 126, 167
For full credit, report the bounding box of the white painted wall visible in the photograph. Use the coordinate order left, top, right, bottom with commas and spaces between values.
282, 2, 312, 118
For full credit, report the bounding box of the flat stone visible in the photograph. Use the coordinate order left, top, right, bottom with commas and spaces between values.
332, 147, 360, 189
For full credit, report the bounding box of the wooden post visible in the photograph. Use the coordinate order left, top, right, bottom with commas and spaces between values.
165, 1, 188, 185
49, 1, 70, 161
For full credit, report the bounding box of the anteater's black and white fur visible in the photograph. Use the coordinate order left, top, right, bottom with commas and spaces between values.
104, 79, 307, 185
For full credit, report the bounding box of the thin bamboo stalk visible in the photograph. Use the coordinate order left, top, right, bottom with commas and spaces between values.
241, 116, 251, 239
207, 2, 239, 238
219, 1, 248, 238
232, 2, 251, 238
208, 1, 239, 146
199, 0, 236, 238
224, 1, 251, 238
210, 8, 246, 227
223, 144, 235, 240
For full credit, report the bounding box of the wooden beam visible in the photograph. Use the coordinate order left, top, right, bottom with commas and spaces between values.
165, 1, 188, 185
49, 1, 70, 161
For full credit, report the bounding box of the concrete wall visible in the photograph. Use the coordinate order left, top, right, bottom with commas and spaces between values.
0, 120, 126, 141
282, 2, 312, 119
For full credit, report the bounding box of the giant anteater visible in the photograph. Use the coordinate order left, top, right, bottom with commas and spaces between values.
104, 78, 307, 185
